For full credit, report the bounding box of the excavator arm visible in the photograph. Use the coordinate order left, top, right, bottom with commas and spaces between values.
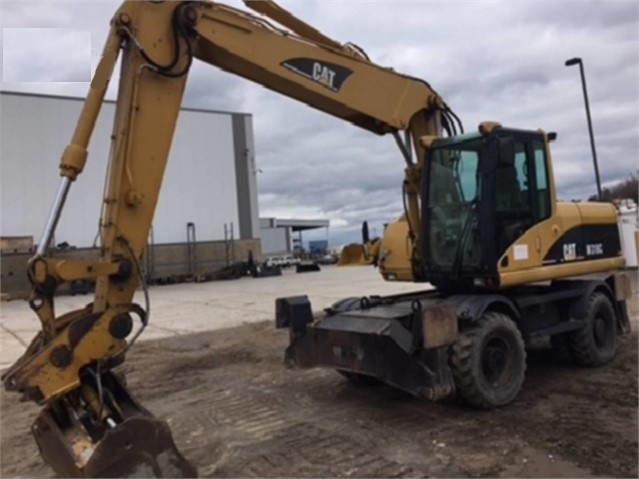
1, 1, 462, 477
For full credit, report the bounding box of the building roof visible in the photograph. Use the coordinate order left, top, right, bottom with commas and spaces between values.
261, 217, 329, 232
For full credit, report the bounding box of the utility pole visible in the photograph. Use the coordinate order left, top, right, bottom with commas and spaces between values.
565, 57, 603, 200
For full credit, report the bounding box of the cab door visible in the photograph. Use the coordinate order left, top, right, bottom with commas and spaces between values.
493, 134, 552, 263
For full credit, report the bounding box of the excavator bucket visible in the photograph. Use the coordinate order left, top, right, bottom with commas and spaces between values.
337, 244, 370, 266
338, 221, 380, 266
31, 372, 197, 478
338, 239, 381, 266
33, 412, 197, 478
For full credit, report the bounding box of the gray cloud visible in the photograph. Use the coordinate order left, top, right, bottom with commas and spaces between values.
514, 1, 639, 29
3, 28, 91, 82
2, 0, 637, 246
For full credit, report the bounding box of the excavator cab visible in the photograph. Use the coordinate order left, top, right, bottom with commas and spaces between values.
421, 122, 556, 290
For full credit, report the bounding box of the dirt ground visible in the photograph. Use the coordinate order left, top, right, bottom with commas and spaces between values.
1, 296, 638, 478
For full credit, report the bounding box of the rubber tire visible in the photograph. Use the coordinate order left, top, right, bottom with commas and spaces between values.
568, 292, 617, 367
451, 311, 527, 409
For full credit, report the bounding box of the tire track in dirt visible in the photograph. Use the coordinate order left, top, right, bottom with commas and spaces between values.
159, 384, 428, 478
2, 317, 637, 478
219, 422, 421, 478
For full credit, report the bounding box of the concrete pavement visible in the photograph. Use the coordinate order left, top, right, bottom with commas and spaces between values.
0, 265, 429, 369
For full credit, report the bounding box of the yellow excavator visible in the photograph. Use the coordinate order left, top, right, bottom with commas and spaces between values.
1, 0, 631, 478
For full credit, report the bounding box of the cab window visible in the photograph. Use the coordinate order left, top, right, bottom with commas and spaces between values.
532, 140, 551, 220
495, 142, 530, 212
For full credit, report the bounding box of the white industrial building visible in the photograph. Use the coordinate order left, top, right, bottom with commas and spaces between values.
259, 217, 330, 255
1, 90, 331, 267
1, 91, 260, 248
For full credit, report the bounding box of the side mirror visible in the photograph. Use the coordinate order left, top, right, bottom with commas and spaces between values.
498, 136, 515, 168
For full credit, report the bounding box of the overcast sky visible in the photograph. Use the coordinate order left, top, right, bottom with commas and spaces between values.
2, 0, 638, 245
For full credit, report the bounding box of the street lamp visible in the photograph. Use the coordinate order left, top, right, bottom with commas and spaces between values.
565, 57, 603, 200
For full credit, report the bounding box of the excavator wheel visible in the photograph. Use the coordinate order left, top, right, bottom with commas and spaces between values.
568, 292, 617, 367
451, 311, 527, 409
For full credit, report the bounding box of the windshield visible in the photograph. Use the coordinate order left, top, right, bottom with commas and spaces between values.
427, 137, 483, 271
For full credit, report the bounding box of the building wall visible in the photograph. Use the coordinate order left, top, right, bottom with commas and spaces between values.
154, 107, 239, 244
259, 218, 290, 255
232, 114, 260, 240
260, 227, 289, 255
242, 115, 261, 240
0, 91, 258, 247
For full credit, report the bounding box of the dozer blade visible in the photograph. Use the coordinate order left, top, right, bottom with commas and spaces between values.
30, 371, 197, 478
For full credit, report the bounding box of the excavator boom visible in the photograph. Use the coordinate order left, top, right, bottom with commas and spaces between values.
1, 1, 461, 477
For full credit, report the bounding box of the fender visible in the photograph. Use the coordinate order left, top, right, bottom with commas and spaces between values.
455, 294, 521, 325
567, 280, 612, 320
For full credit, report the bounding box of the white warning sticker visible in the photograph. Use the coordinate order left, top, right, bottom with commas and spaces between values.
514, 244, 529, 261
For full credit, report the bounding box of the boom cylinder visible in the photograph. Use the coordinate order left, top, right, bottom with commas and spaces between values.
36, 178, 72, 255
35, 27, 121, 256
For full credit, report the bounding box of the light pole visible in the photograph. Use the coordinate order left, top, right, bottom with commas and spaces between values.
565, 57, 603, 200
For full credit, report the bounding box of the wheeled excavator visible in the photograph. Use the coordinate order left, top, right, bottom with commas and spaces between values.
1, 0, 632, 478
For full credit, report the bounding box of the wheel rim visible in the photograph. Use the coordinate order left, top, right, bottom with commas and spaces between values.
481, 336, 514, 387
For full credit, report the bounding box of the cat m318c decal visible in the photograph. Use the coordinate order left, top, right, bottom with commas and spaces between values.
542, 224, 621, 265
281, 58, 353, 92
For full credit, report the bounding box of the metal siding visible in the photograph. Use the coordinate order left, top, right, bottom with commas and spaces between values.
231, 114, 260, 240
259, 218, 273, 228
1, 92, 241, 247
244, 115, 260, 239
259, 227, 288, 254
1, 94, 111, 247
153, 109, 238, 244
232, 115, 251, 239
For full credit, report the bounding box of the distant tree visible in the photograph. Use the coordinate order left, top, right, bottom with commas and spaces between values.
588, 173, 638, 203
